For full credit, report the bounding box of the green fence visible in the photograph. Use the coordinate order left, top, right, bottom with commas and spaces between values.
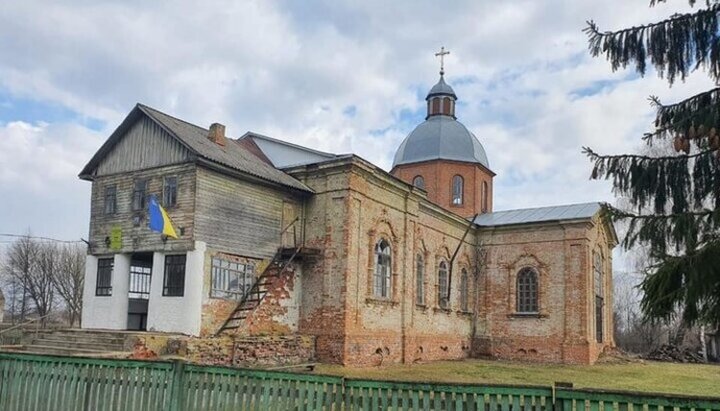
0, 352, 719, 411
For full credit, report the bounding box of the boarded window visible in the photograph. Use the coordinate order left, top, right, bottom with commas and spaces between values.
416, 254, 425, 305
104, 185, 117, 215
438, 261, 449, 309
132, 179, 148, 211
516, 267, 538, 313
96, 258, 114, 296
452, 175, 463, 205
373, 239, 392, 298
162, 254, 186, 296
594, 251, 604, 342
460, 268, 469, 312
211, 257, 256, 300
413, 176, 425, 189
481, 181, 489, 213
163, 176, 178, 207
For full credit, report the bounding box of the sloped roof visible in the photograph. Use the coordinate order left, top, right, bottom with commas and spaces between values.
473, 202, 602, 227
238, 132, 338, 168
79, 104, 311, 193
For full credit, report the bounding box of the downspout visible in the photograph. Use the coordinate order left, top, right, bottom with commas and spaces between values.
447, 214, 478, 301
400, 191, 410, 364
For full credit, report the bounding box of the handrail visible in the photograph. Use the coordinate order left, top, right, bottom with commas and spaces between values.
0, 313, 53, 336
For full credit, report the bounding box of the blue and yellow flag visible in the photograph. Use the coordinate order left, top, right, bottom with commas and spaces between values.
148, 195, 178, 239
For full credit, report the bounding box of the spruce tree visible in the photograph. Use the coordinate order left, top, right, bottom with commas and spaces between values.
583, 0, 720, 327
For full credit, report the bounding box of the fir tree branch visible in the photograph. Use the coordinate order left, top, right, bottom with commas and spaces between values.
583, 146, 717, 161
645, 87, 720, 143
584, 4, 720, 84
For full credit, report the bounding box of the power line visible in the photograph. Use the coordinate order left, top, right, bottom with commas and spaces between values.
0, 234, 84, 244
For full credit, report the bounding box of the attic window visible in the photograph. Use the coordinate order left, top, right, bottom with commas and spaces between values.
104, 185, 117, 215
163, 176, 177, 207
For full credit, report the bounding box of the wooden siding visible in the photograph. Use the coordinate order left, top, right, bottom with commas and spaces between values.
194, 167, 301, 259
88, 163, 197, 254
95, 115, 191, 176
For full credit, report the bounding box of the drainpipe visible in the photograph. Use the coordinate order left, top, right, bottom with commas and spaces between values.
447, 214, 478, 301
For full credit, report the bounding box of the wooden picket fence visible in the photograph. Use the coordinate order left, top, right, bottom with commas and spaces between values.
0, 352, 719, 411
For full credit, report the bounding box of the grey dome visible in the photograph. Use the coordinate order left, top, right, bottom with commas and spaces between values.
427, 76, 456, 98
392, 115, 490, 169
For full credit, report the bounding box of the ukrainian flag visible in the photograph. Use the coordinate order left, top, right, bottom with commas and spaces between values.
148, 195, 178, 239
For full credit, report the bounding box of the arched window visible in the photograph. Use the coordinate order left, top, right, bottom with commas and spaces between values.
452, 175, 464, 205
413, 176, 425, 190
516, 267, 538, 313
438, 261, 449, 309
594, 251, 604, 342
443, 97, 452, 115
416, 254, 425, 305
460, 268, 469, 312
431, 98, 440, 114
373, 239, 392, 298
481, 181, 489, 213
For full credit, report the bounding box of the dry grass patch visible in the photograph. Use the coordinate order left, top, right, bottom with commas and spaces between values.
315, 359, 720, 397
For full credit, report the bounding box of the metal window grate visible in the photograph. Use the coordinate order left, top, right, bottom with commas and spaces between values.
129, 264, 152, 299
438, 261, 449, 309
162, 254, 186, 296
95, 258, 113, 296
210, 258, 255, 300
516, 267, 538, 313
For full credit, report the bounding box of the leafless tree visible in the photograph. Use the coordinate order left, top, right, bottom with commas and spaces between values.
1, 235, 38, 323
52, 244, 85, 326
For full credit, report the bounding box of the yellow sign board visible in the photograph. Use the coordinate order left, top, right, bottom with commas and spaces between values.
110, 226, 122, 250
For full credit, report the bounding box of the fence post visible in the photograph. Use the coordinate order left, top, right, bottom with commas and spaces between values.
168, 360, 186, 411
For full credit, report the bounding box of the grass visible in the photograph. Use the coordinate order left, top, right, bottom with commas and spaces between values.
315, 359, 720, 397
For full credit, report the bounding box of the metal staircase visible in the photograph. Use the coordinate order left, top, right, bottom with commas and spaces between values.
215, 247, 303, 335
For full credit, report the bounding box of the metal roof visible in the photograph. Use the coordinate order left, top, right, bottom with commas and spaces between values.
473, 202, 602, 227
239, 132, 338, 168
427, 76, 456, 99
392, 115, 490, 169
80, 104, 312, 193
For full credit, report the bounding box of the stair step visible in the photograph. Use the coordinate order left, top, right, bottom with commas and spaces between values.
32, 338, 124, 351
8, 344, 122, 357
36, 334, 125, 344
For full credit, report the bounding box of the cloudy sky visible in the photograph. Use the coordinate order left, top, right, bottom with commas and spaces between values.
0, 0, 713, 245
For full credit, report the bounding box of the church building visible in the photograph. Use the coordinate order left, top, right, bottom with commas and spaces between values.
78, 64, 617, 365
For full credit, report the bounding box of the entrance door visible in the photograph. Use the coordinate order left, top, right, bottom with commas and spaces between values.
128, 252, 152, 331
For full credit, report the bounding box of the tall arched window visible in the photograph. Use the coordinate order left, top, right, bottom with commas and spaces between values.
374, 239, 392, 298
481, 181, 489, 213
413, 176, 425, 190
460, 268, 469, 312
452, 175, 464, 205
416, 254, 425, 305
516, 267, 538, 313
594, 251, 604, 342
438, 261, 449, 309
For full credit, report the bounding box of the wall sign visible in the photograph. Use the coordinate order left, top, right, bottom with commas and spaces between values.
110, 226, 123, 250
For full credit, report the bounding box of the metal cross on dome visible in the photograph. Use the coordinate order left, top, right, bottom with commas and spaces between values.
435, 46, 450, 76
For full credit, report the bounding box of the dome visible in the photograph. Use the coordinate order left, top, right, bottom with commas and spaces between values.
392, 115, 490, 169
427, 76, 456, 98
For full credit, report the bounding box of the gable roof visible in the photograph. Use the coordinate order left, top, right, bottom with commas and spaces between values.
79, 104, 311, 193
238, 131, 338, 168
473, 202, 602, 227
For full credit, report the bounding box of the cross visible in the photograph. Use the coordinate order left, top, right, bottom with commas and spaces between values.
435, 46, 450, 75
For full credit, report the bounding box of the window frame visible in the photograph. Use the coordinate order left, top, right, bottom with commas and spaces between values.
438, 260, 449, 309
451, 175, 464, 206
104, 185, 117, 215
162, 254, 186, 297
373, 239, 392, 299
481, 181, 489, 213
415, 253, 425, 305
163, 176, 178, 208
210, 257, 256, 301
516, 267, 539, 314
594, 251, 604, 343
412, 175, 425, 190
95, 257, 114, 296
132, 179, 148, 211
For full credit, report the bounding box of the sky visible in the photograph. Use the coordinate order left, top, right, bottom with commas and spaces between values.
0, 0, 713, 247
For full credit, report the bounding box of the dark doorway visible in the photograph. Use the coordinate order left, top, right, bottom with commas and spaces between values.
128, 252, 153, 331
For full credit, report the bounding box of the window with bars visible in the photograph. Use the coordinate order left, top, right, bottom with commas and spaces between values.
415, 254, 425, 305
104, 185, 117, 215
162, 254, 186, 296
594, 251, 604, 342
438, 261, 449, 309
452, 175, 463, 205
460, 268, 469, 312
129, 263, 152, 299
211, 257, 256, 300
132, 179, 148, 211
95, 258, 113, 296
516, 267, 538, 313
163, 176, 178, 207
373, 239, 392, 298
